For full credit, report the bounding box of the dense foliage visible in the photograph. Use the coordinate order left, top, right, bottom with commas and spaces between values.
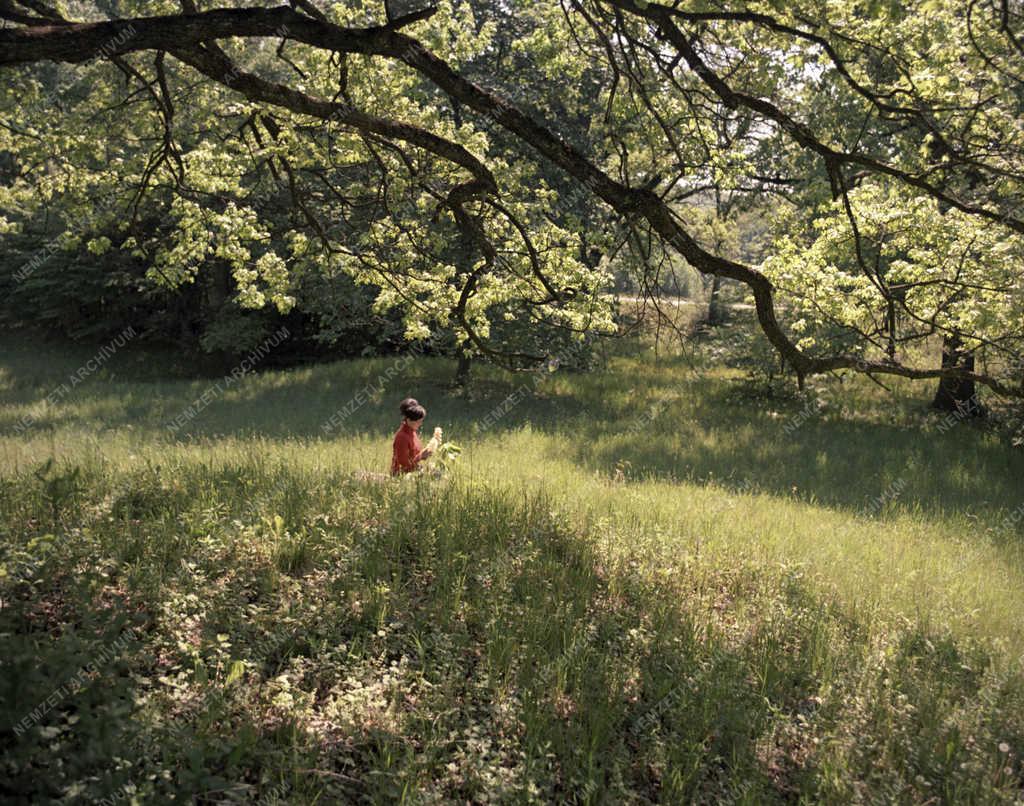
1, 0, 1023, 394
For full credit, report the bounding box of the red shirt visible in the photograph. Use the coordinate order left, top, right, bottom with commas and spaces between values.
391, 421, 423, 475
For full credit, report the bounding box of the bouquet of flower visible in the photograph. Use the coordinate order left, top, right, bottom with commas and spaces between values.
425, 426, 443, 455
426, 427, 462, 476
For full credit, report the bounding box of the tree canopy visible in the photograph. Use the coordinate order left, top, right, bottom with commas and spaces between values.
2, 0, 1023, 394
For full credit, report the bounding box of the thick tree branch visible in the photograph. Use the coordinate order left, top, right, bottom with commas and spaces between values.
600, 0, 1024, 236
1, 3, 1021, 395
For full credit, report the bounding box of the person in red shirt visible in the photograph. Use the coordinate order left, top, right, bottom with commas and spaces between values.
391, 397, 442, 475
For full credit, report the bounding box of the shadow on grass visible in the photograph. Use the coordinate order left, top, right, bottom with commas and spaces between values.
572, 384, 1024, 524
2, 331, 1022, 529
4, 467, 1022, 803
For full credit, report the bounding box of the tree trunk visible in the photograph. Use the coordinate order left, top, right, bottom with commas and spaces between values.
454, 353, 472, 387
706, 274, 724, 326
932, 336, 984, 416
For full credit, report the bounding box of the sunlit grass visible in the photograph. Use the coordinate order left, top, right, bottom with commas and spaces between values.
2, 331, 1023, 802
5, 334, 1021, 651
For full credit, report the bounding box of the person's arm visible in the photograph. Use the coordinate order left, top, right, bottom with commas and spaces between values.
398, 430, 426, 470
393, 431, 418, 474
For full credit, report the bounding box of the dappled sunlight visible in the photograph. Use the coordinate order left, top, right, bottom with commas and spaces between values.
4, 0, 1024, 795
3, 337, 1024, 800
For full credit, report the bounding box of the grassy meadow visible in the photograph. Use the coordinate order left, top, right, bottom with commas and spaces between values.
2, 329, 1024, 804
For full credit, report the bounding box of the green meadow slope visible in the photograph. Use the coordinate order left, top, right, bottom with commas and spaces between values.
2, 333, 1023, 803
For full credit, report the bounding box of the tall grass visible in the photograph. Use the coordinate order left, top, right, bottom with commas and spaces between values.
1, 332, 1023, 803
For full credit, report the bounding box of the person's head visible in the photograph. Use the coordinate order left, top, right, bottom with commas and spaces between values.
399, 397, 426, 429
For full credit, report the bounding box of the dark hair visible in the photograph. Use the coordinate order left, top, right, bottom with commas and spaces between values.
399, 397, 426, 421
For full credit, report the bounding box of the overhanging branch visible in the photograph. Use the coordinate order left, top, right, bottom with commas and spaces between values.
1, 3, 1021, 396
